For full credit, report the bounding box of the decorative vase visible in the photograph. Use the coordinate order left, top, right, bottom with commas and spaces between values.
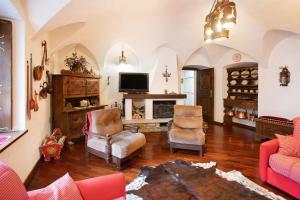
71, 62, 82, 72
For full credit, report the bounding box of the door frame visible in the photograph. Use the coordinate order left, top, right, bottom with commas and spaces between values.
182, 65, 214, 123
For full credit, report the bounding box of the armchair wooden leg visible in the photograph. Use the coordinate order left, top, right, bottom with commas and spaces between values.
116, 159, 122, 170
170, 144, 174, 153
199, 145, 204, 157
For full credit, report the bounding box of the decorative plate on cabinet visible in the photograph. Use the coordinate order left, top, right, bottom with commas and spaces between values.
241, 70, 250, 78
230, 80, 237, 85
231, 71, 240, 79
241, 80, 249, 85
251, 69, 258, 78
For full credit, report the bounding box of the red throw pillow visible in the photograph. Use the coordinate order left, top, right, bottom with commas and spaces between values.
276, 134, 300, 157
29, 173, 83, 200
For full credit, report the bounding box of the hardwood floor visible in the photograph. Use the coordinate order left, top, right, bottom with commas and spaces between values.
27, 124, 293, 199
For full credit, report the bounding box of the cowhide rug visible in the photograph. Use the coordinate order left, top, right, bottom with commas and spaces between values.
126, 160, 285, 200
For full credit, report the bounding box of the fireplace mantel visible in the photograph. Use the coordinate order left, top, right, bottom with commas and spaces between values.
124, 93, 186, 121
123, 93, 187, 99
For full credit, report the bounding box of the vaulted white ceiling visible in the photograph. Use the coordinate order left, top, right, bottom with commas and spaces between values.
5, 0, 300, 68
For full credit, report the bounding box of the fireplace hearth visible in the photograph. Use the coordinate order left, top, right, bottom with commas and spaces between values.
153, 100, 176, 119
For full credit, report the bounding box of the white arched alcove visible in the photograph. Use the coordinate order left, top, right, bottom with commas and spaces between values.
262, 29, 298, 68
150, 46, 179, 94
259, 35, 300, 119
51, 43, 99, 74
101, 43, 140, 106
184, 43, 257, 123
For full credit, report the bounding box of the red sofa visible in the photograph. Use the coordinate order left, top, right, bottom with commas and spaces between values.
0, 161, 126, 200
259, 117, 300, 199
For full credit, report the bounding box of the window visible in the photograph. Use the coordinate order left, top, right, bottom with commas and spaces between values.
0, 19, 12, 129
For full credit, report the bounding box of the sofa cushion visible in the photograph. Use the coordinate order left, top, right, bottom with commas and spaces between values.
0, 162, 28, 200
276, 134, 300, 157
169, 126, 205, 145
28, 173, 83, 200
173, 105, 203, 129
87, 131, 146, 159
111, 132, 146, 159
90, 108, 123, 137
269, 153, 300, 183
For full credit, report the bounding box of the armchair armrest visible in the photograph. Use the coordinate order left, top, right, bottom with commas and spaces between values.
76, 173, 126, 200
203, 122, 208, 134
259, 139, 279, 181
167, 120, 173, 132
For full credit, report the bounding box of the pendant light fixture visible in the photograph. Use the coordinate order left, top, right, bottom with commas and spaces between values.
119, 50, 127, 64
204, 0, 236, 42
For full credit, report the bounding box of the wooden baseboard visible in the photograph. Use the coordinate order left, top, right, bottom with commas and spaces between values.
231, 122, 256, 131
24, 156, 42, 189
212, 121, 256, 131
212, 121, 224, 126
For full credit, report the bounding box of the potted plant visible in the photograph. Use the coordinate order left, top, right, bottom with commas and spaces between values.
64, 52, 88, 73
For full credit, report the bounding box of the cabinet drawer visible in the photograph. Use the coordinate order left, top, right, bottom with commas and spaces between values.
70, 112, 85, 129
63, 77, 86, 97
86, 79, 99, 95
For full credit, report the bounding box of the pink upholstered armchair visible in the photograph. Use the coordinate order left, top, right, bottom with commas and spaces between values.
259, 117, 300, 199
0, 161, 126, 200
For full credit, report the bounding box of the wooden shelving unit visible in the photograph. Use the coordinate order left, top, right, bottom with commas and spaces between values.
52, 73, 105, 142
224, 64, 258, 126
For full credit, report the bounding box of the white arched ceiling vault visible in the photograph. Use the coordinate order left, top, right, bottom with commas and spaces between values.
19, 0, 70, 32
8, 0, 300, 121
262, 29, 299, 68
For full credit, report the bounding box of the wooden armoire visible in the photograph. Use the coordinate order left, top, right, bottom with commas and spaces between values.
52, 73, 105, 143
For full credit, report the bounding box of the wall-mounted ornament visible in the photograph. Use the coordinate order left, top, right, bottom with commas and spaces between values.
119, 50, 127, 64
107, 76, 110, 85
279, 66, 290, 86
232, 53, 241, 62
162, 65, 171, 82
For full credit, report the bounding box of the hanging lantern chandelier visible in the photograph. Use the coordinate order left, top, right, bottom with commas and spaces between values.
204, 0, 236, 42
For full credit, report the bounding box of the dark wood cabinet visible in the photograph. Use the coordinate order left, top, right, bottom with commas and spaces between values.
223, 64, 258, 126
255, 117, 293, 140
52, 74, 105, 142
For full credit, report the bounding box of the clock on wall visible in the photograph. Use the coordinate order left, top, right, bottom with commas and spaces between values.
232, 53, 241, 62
0, 34, 5, 52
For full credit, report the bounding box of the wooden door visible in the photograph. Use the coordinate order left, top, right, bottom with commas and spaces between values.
196, 68, 214, 123
0, 20, 12, 129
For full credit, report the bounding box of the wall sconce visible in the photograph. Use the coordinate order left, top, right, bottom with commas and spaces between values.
279, 66, 290, 86
162, 65, 171, 82
107, 76, 110, 85
119, 50, 127, 64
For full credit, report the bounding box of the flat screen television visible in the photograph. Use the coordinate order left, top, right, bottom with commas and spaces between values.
119, 73, 149, 93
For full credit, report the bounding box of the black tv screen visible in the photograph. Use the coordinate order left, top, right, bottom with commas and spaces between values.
119, 73, 149, 93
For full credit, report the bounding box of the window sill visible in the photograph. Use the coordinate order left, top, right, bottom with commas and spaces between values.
0, 130, 28, 153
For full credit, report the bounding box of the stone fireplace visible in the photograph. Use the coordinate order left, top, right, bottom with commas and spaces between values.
123, 94, 186, 121
153, 100, 176, 119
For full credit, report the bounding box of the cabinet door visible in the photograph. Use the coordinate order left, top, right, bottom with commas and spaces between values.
86, 79, 99, 96
63, 77, 86, 97
68, 112, 85, 139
